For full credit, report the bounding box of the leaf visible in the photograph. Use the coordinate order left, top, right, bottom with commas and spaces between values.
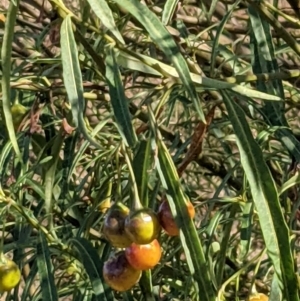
25, 178, 45, 200
162, 0, 179, 25
239, 201, 253, 261
60, 15, 102, 149
132, 140, 152, 207
215, 205, 238, 287
0, 139, 13, 194
86, 0, 124, 44
221, 90, 299, 301
210, 1, 239, 77
69, 237, 114, 301
270, 275, 283, 301
67, 119, 110, 184
139, 270, 155, 301
155, 138, 216, 300
279, 171, 300, 196
75, 29, 106, 78
248, 1, 300, 57
44, 130, 64, 214
116, 51, 161, 76
117, 50, 283, 101
147, 103, 216, 301
21, 260, 39, 301
113, 0, 206, 123
249, 6, 300, 162
36, 232, 59, 301
1, 0, 22, 161
61, 134, 78, 199
206, 0, 220, 21
105, 46, 137, 148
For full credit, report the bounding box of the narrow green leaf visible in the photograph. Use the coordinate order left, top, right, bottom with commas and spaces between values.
69, 237, 114, 301
239, 201, 253, 261
86, 0, 125, 44
205, 209, 224, 288
113, 0, 205, 122
279, 172, 300, 196
221, 90, 299, 301
162, 0, 179, 25
21, 260, 38, 301
44, 129, 64, 216
75, 29, 106, 78
1, 0, 22, 161
67, 119, 110, 184
105, 46, 137, 147
215, 205, 238, 287
25, 178, 45, 200
249, 6, 300, 162
207, 0, 220, 21
270, 275, 284, 301
132, 140, 152, 207
60, 15, 102, 149
0, 139, 13, 194
72, 288, 89, 301
36, 232, 59, 301
210, 1, 240, 77
118, 50, 282, 101
116, 52, 161, 76
154, 137, 216, 301
61, 134, 78, 198
139, 271, 155, 301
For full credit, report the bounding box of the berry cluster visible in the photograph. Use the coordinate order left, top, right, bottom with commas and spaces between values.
102, 200, 195, 292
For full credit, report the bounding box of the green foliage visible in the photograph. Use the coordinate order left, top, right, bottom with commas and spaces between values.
0, 0, 300, 300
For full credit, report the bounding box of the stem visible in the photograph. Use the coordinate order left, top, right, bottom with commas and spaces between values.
217, 248, 266, 300
0, 196, 57, 245
0, 208, 7, 261
115, 145, 122, 201
122, 144, 143, 211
